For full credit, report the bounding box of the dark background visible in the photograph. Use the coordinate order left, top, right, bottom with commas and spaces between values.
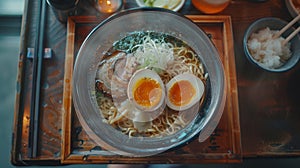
1, 0, 299, 167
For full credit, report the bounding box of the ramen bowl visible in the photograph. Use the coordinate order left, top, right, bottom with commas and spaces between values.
73, 8, 226, 157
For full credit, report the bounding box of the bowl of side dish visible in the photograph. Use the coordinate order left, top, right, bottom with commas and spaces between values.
135, 0, 186, 11
243, 17, 300, 72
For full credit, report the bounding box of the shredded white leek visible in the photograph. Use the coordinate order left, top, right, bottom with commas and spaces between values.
133, 34, 174, 70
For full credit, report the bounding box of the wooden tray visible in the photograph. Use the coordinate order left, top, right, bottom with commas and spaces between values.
61, 15, 241, 164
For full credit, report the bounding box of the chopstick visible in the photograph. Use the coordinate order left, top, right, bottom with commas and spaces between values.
283, 26, 300, 45
274, 14, 300, 39
273, 14, 300, 45
28, 0, 47, 158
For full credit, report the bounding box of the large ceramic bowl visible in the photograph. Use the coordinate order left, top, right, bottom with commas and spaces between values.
72, 8, 226, 157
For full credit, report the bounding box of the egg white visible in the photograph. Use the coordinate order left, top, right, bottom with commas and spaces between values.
166, 73, 204, 111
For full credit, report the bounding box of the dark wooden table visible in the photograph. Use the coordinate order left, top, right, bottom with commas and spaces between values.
11, 0, 300, 165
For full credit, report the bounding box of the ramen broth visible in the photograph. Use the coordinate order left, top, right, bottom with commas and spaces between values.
95, 31, 208, 137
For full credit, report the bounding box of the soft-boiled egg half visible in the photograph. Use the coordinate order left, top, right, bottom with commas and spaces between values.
127, 69, 165, 112
166, 73, 204, 111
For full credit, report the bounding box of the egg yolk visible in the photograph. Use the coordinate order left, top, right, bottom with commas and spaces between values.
133, 77, 162, 108
168, 80, 196, 107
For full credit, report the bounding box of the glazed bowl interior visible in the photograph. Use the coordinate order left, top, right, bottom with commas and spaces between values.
72, 8, 226, 157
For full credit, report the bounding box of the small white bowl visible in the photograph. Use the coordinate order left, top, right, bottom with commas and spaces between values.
135, 0, 185, 11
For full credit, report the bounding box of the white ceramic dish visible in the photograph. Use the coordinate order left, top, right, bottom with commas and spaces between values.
135, 0, 185, 11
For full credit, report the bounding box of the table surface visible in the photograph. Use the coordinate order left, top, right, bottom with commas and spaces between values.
11, 0, 300, 165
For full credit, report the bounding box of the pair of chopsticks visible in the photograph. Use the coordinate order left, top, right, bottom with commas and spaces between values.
28, 0, 47, 158
274, 14, 300, 45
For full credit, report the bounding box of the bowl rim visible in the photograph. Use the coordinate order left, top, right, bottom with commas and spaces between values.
243, 17, 300, 72
286, 0, 300, 19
